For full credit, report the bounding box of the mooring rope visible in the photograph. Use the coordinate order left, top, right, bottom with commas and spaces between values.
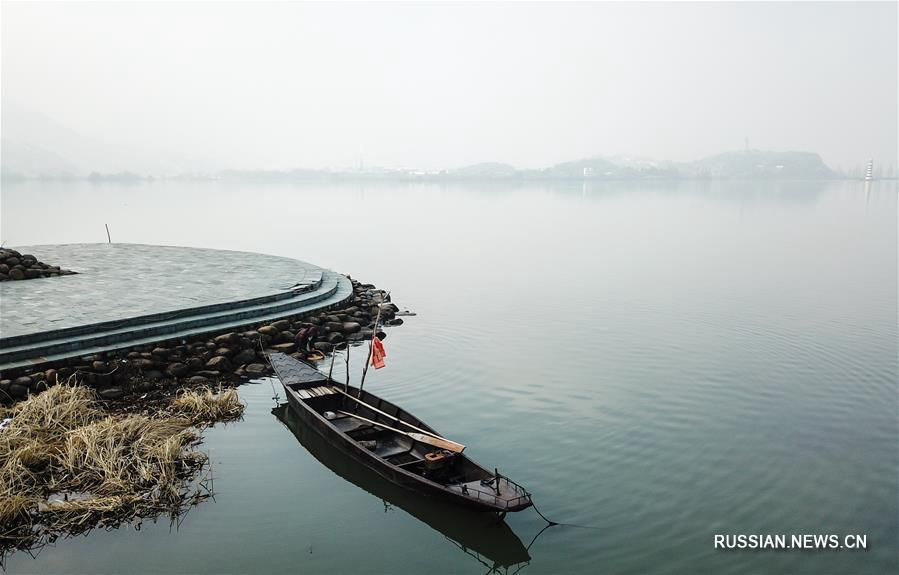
530, 498, 602, 530
258, 338, 280, 402
530, 499, 558, 526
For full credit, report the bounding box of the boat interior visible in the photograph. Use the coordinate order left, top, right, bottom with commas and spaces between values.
285, 380, 531, 509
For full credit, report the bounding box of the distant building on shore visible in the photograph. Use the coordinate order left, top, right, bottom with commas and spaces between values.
864, 159, 874, 181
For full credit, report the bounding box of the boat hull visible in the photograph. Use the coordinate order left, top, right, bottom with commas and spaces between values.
268, 352, 531, 513
283, 387, 518, 512
273, 403, 532, 568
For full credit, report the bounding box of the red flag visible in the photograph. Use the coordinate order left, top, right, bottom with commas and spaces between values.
370, 336, 386, 369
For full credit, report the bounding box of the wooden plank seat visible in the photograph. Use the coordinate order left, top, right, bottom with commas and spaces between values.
373, 442, 411, 459
331, 417, 372, 434
295, 386, 339, 400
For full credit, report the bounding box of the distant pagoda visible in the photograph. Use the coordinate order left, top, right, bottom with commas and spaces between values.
864, 159, 874, 181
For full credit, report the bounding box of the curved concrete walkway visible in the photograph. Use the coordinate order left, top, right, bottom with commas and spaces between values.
0, 244, 353, 371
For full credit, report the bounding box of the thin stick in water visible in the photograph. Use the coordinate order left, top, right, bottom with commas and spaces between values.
327, 349, 337, 382
344, 344, 350, 395
358, 298, 385, 397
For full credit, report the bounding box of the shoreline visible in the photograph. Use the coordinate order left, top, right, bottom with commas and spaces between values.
0, 246, 406, 555
0, 277, 406, 406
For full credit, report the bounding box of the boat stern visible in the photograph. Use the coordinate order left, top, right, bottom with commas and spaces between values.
449, 475, 533, 512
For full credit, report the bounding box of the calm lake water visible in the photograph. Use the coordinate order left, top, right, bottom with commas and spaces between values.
1, 179, 896, 574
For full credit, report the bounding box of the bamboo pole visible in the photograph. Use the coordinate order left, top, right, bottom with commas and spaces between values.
357, 298, 385, 398
344, 344, 350, 394
330, 385, 449, 441
336, 411, 465, 453
327, 348, 337, 382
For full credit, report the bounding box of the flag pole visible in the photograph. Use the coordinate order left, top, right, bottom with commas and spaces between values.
358, 295, 386, 398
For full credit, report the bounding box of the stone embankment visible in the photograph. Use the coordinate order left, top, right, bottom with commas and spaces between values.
0, 248, 76, 281
0, 278, 406, 404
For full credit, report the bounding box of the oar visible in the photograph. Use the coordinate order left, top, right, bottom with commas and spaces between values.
330, 385, 447, 441
336, 410, 466, 453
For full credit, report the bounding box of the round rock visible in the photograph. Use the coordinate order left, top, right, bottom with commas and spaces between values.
257, 325, 279, 336
99, 387, 125, 400
214, 332, 238, 345
206, 356, 232, 372
9, 383, 29, 399
166, 362, 189, 377
232, 349, 256, 365
245, 363, 268, 376
271, 320, 290, 332
313, 341, 334, 353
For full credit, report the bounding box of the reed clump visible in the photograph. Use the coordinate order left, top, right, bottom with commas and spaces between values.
170, 386, 244, 425
0, 382, 243, 554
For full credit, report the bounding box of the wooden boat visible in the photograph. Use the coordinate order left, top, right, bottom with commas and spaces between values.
269, 352, 533, 513
272, 403, 531, 569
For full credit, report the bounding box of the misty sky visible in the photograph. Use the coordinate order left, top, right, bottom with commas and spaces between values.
2, 1, 896, 171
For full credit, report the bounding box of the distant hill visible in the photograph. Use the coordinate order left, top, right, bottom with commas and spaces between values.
682, 150, 834, 179
0, 102, 838, 181
442, 162, 519, 179
1, 100, 218, 178
538, 157, 621, 178
441, 151, 832, 181
0, 138, 79, 179
534, 156, 679, 180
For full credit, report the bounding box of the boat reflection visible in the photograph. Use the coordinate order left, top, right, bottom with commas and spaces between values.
273, 403, 531, 572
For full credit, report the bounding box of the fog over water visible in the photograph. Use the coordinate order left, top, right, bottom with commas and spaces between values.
2, 179, 897, 574
1, 2, 896, 173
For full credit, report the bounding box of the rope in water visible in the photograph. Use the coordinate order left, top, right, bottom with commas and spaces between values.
530, 498, 602, 530
259, 339, 280, 402
530, 499, 558, 526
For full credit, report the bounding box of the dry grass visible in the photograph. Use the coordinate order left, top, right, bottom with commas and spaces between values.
170, 386, 244, 425
0, 382, 244, 555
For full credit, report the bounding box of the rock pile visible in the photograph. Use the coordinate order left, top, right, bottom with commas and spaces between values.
0, 278, 409, 405
0, 248, 76, 281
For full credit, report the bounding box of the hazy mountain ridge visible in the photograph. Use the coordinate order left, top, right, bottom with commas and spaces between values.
441, 151, 833, 181
680, 150, 834, 179
1, 100, 219, 179
2, 102, 838, 181
1, 138, 79, 178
